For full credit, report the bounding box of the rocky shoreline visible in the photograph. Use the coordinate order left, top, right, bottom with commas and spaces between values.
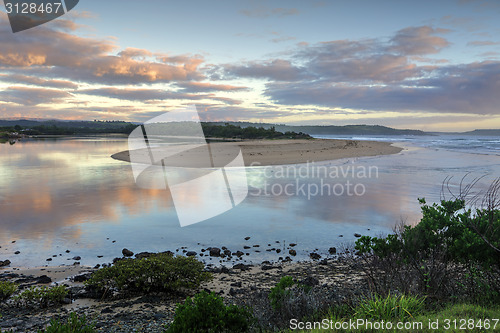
0, 240, 368, 332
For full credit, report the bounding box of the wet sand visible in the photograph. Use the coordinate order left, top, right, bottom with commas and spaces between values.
111, 139, 403, 167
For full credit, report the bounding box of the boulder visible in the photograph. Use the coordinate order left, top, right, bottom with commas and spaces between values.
209, 247, 221, 257
122, 249, 134, 257
309, 252, 321, 260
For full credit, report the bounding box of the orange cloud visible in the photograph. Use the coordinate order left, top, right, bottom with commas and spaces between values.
0, 16, 204, 84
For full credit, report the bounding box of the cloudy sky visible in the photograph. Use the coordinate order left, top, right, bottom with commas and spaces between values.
1, 0, 500, 131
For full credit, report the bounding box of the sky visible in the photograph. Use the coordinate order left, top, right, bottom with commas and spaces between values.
1, 0, 500, 131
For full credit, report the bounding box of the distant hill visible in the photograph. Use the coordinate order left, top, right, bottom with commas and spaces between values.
208, 122, 430, 136
461, 129, 500, 136
3, 118, 498, 136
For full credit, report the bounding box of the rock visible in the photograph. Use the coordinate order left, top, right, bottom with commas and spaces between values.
319, 259, 328, 265
328, 247, 337, 255
289, 243, 297, 247
289, 249, 297, 256
339, 235, 343, 237
37, 275, 52, 284
354, 233, 362, 237
209, 266, 230, 274
73, 273, 91, 282
233, 251, 244, 257
94, 264, 101, 269
233, 263, 250, 271
262, 260, 271, 265
252, 244, 260, 247
244, 236, 251, 240
186, 251, 197, 257
262, 265, 279, 270
300, 276, 319, 287
309, 252, 321, 260
14, 251, 20, 255
122, 249, 134, 257
0, 273, 18, 279
65, 250, 70, 253
135, 252, 154, 259
0, 260, 11, 267
276, 249, 281, 253
283, 256, 292, 262
230, 281, 242, 287
209, 247, 221, 257
101, 307, 114, 314
46, 258, 52, 261
154, 313, 166, 320
72, 256, 82, 261
223, 249, 231, 256
62, 297, 72, 304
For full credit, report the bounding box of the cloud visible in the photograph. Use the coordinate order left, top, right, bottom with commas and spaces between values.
0, 16, 205, 84
175, 82, 248, 93
223, 59, 308, 81
297, 40, 422, 82
389, 26, 450, 55
77, 87, 242, 105
222, 26, 448, 83
1, 74, 78, 89
264, 61, 500, 115
467, 40, 500, 46
78, 87, 204, 101
240, 7, 299, 18
0, 86, 73, 105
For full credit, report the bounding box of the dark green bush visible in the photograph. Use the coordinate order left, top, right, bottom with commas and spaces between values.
0, 281, 17, 300
269, 276, 312, 310
13, 285, 68, 308
355, 185, 500, 302
85, 253, 211, 297
165, 291, 253, 333
40, 312, 95, 333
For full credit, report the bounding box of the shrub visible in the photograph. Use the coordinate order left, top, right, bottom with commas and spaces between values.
85, 253, 211, 297
269, 276, 297, 310
14, 285, 68, 308
355, 178, 500, 302
41, 312, 95, 333
265, 275, 330, 328
165, 291, 253, 333
0, 281, 17, 300
353, 293, 426, 321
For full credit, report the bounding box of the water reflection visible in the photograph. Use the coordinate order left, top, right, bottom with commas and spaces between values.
0, 137, 498, 267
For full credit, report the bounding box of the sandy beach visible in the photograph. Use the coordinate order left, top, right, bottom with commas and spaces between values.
111, 139, 403, 167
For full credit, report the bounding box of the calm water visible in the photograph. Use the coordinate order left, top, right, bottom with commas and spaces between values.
0, 135, 498, 267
